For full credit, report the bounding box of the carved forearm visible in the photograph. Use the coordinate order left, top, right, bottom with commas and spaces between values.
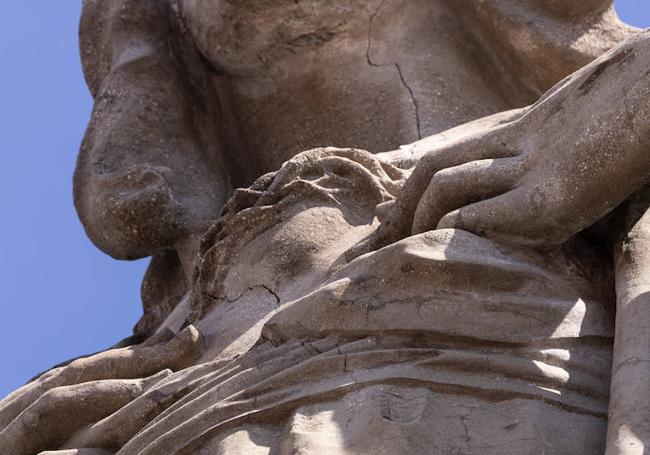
533, 33, 650, 228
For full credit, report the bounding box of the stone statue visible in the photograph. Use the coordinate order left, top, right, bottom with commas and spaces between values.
1, 0, 649, 453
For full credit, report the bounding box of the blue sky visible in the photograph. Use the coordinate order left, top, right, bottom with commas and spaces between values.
0, 2, 648, 398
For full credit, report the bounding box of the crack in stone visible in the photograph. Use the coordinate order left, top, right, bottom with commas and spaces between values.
613, 356, 650, 376
205, 284, 280, 306
460, 414, 472, 445
366, 0, 422, 140
395, 63, 422, 139
365, 0, 387, 68
257, 284, 281, 305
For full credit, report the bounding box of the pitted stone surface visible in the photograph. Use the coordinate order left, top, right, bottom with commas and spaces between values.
2, 1, 650, 454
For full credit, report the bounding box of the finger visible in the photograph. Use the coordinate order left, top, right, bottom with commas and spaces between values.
0, 325, 202, 430
437, 188, 564, 246
0, 370, 171, 455
383, 128, 517, 236
437, 191, 517, 236
63, 364, 205, 449
412, 157, 523, 234
346, 129, 517, 261
375, 200, 395, 223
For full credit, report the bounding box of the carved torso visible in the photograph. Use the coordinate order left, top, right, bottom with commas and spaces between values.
3, 0, 648, 454
180, 0, 530, 174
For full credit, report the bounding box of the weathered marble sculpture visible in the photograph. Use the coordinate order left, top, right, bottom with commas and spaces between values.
1, 0, 650, 454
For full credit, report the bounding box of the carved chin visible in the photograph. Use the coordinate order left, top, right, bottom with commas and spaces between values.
78, 166, 192, 260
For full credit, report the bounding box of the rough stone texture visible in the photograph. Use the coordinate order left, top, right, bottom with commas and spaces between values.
2, 0, 650, 454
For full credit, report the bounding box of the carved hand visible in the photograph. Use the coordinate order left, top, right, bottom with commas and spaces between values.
409, 31, 650, 247
0, 326, 203, 455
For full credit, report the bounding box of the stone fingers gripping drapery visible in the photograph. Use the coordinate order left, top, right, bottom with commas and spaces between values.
0, 326, 203, 455
0, 147, 616, 454
103, 148, 613, 455
5, 0, 648, 452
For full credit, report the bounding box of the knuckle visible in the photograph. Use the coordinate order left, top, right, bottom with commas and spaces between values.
430, 169, 453, 188
437, 211, 459, 229
420, 152, 445, 170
